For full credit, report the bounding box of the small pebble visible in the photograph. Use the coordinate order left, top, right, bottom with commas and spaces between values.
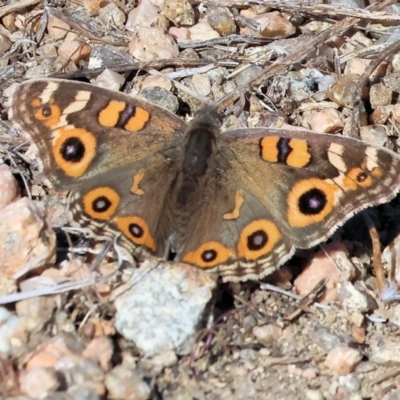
252, 324, 282, 346
94, 69, 125, 91
129, 26, 179, 61
105, 366, 150, 400
308, 108, 344, 133
0, 164, 19, 209
189, 22, 220, 40
325, 344, 362, 375
140, 86, 179, 113
370, 83, 393, 109
99, 3, 126, 27
19, 367, 60, 399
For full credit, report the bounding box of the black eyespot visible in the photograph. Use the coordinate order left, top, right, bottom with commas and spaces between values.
129, 223, 144, 238
60, 137, 85, 162
92, 196, 112, 213
41, 105, 52, 117
298, 188, 327, 215
356, 172, 368, 182
247, 230, 268, 251
201, 249, 217, 263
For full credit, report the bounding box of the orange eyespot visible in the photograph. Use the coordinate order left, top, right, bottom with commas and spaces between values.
115, 216, 156, 251
32, 97, 61, 127
287, 178, 337, 228
52, 128, 96, 177
237, 220, 281, 260
183, 241, 232, 269
82, 187, 120, 220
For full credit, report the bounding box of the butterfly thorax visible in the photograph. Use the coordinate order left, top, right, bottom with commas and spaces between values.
163, 110, 221, 253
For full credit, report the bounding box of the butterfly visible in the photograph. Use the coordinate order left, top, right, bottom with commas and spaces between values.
9, 79, 400, 281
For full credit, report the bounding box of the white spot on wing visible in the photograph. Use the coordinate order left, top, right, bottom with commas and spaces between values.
365, 147, 379, 171
328, 143, 347, 172
63, 91, 91, 114
40, 82, 59, 104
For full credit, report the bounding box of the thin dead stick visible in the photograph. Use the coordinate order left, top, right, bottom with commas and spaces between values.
350, 38, 400, 138
285, 279, 326, 321
369, 367, 400, 386
240, 0, 400, 22
0, 0, 41, 19
260, 282, 332, 310
362, 212, 386, 293
49, 59, 238, 79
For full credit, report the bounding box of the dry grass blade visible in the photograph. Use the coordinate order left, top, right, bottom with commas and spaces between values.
362, 212, 387, 293
247, 0, 400, 22
285, 279, 326, 321
350, 38, 400, 138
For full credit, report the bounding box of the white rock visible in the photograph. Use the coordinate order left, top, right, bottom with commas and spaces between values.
114, 258, 215, 356
0, 307, 20, 354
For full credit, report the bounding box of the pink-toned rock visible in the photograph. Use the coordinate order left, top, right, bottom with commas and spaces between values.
105, 366, 151, 400
129, 26, 179, 61
94, 68, 125, 91
370, 105, 393, 125
351, 325, 366, 344
60, 257, 91, 281
24, 336, 83, 371
254, 11, 295, 38
294, 242, 356, 304
83, 337, 113, 372
58, 34, 92, 65
19, 367, 60, 398
188, 22, 220, 41
141, 75, 172, 91
0, 197, 56, 279
2, 13, 16, 32
125, 0, 160, 32
169, 26, 190, 41
344, 57, 387, 81
47, 15, 70, 39
344, 57, 370, 76
302, 368, 318, 379
0, 164, 19, 209
325, 344, 362, 375
360, 125, 388, 147
78, 0, 102, 15
38, 43, 58, 58
308, 108, 344, 133
393, 104, 400, 124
